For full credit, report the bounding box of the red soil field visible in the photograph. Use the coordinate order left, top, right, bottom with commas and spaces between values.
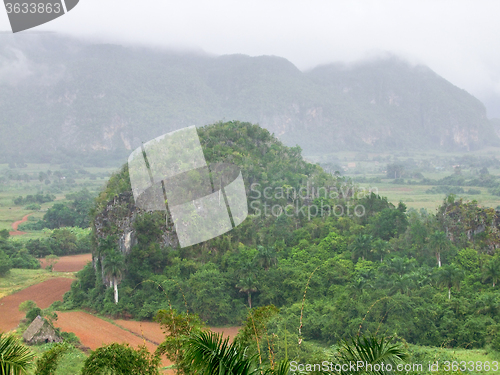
114, 319, 239, 342
114, 319, 240, 344
39, 253, 92, 272
209, 326, 241, 343
0, 278, 74, 332
55, 313, 239, 372
114, 319, 166, 344
55, 312, 173, 372
9, 213, 31, 236
55, 312, 162, 352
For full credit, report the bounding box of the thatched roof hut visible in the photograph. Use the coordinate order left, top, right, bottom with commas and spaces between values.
22, 315, 62, 345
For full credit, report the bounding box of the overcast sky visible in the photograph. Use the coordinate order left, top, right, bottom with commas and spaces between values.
2, 0, 500, 115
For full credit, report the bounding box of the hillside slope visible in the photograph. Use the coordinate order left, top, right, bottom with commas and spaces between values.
0, 33, 498, 164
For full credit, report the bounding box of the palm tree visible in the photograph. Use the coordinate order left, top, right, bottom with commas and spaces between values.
103, 251, 125, 304
350, 276, 374, 293
183, 331, 290, 375
389, 274, 415, 296
0, 332, 34, 375
385, 257, 416, 277
183, 331, 257, 375
337, 334, 408, 375
429, 230, 449, 268
483, 257, 500, 287
255, 246, 277, 271
436, 265, 464, 300
236, 276, 258, 309
372, 239, 389, 263
350, 235, 373, 261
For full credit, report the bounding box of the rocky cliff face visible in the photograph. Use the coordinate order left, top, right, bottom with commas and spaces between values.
92, 191, 178, 282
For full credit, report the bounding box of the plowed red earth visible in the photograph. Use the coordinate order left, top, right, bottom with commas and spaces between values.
55, 312, 162, 352
209, 326, 241, 343
114, 319, 166, 344
114, 319, 240, 344
0, 251, 238, 374
39, 253, 92, 272
0, 278, 73, 332
55, 312, 174, 372
9, 214, 31, 236
56, 313, 239, 373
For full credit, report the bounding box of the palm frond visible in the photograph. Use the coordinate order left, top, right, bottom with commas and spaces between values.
0, 333, 35, 375
338, 335, 407, 375
262, 359, 290, 375
184, 331, 258, 375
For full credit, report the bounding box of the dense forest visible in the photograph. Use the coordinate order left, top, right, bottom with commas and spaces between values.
58, 121, 500, 363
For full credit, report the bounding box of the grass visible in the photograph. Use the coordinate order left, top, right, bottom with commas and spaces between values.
305, 149, 500, 212
360, 181, 500, 212
408, 343, 500, 374
26, 343, 87, 375
0, 163, 114, 237
0, 268, 76, 299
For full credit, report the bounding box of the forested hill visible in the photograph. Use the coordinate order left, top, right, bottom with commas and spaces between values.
66, 122, 500, 353
0, 33, 498, 165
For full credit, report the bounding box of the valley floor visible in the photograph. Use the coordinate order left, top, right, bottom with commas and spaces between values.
0, 253, 240, 374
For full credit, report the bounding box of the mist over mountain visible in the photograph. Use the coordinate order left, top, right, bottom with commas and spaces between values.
0, 33, 498, 165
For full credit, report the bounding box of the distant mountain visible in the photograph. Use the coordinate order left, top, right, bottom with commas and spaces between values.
0, 33, 498, 165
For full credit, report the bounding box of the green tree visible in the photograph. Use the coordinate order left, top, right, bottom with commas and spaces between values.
436, 265, 464, 300
371, 239, 389, 263
188, 266, 232, 323
155, 309, 203, 374
255, 246, 277, 271
43, 204, 77, 229
45, 255, 59, 272
369, 204, 408, 241
0, 332, 34, 375
103, 251, 125, 304
389, 274, 415, 296
0, 230, 9, 240
386, 164, 405, 179
236, 276, 258, 309
18, 300, 37, 313
350, 235, 373, 261
429, 230, 449, 268
81, 343, 160, 375
0, 250, 12, 277
235, 305, 279, 351
65, 188, 94, 228
35, 343, 71, 375
51, 229, 77, 255
483, 257, 500, 287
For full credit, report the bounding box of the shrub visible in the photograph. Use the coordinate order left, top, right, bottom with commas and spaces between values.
19, 300, 37, 313
25, 203, 41, 210
466, 188, 481, 195
0, 250, 12, 276
26, 307, 43, 322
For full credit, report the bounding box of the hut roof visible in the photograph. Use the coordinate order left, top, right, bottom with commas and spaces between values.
22, 315, 46, 342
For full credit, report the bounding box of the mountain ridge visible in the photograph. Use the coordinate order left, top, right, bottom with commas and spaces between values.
0, 33, 497, 165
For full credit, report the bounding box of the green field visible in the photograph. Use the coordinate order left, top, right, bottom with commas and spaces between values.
26, 344, 87, 375
0, 268, 75, 299
0, 163, 115, 237
362, 182, 500, 212
305, 148, 500, 212
406, 344, 500, 375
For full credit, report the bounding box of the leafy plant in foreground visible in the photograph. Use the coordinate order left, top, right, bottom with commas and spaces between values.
35, 342, 71, 375
0, 332, 34, 375
337, 335, 408, 375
